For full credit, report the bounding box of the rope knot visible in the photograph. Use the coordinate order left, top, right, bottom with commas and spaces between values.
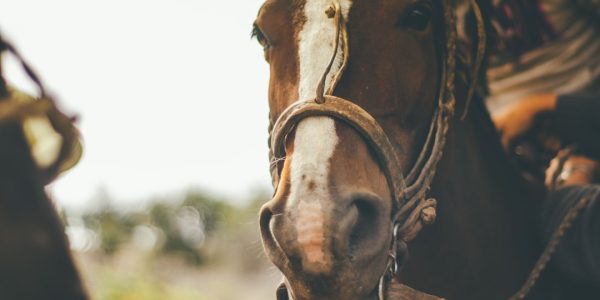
420, 202, 437, 225
443, 100, 456, 114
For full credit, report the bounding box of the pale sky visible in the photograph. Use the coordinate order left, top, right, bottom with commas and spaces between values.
0, 0, 272, 211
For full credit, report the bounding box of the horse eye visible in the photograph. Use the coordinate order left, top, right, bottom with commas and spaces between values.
398, 3, 433, 31
251, 23, 271, 50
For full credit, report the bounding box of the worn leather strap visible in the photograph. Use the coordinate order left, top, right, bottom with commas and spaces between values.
276, 277, 445, 300
271, 95, 407, 208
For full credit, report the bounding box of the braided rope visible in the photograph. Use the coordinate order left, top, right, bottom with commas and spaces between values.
380, 4, 459, 299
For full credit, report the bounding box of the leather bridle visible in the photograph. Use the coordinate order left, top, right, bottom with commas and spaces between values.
267, 1, 459, 299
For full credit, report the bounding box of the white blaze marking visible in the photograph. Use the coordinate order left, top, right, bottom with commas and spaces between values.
289, 117, 338, 271
288, 0, 352, 271
288, 118, 338, 207
298, 0, 352, 101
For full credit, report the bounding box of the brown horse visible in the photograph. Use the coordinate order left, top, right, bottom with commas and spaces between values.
253, 1, 556, 299
0, 36, 88, 300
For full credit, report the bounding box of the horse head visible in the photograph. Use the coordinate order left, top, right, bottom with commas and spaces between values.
254, 1, 460, 299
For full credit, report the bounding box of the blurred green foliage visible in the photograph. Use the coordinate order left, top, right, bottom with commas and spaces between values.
94, 265, 204, 300
74, 188, 270, 267
66, 187, 278, 300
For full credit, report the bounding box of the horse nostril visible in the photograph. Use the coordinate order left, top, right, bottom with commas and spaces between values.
348, 194, 381, 255
259, 205, 278, 255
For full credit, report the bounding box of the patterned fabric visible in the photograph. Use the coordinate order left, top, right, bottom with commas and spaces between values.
486, 0, 600, 112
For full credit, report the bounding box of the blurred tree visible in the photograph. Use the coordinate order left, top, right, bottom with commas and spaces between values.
83, 207, 134, 255
81, 188, 135, 255
182, 190, 234, 232
75, 187, 273, 270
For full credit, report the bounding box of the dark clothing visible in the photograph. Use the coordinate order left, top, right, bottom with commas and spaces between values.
542, 186, 600, 286
555, 93, 600, 158
539, 93, 600, 291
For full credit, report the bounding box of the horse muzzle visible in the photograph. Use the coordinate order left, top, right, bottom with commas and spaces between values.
259, 189, 392, 300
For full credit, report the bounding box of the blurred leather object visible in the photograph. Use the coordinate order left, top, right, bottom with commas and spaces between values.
0, 39, 82, 184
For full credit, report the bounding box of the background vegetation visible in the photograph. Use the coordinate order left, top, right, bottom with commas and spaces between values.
62, 188, 280, 300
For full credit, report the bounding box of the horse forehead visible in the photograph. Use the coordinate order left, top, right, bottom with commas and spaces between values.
294, 0, 353, 98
